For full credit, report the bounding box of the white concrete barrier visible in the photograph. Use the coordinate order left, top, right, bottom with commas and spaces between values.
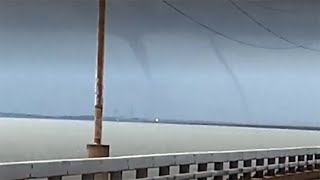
1, 146, 320, 179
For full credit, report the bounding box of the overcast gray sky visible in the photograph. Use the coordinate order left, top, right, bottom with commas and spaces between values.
0, 0, 320, 126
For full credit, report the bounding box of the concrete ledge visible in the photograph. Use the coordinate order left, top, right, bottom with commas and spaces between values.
0, 163, 32, 179
1, 146, 320, 179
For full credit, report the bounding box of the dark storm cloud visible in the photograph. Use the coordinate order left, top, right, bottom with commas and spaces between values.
0, 0, 320, 126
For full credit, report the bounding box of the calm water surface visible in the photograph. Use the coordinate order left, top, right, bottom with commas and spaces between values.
1, 118, 320, 162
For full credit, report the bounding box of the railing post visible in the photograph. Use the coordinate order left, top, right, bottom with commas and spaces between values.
266, 158, 276, 176
297, 155, 305, 172
214, 162, 223, 180
197, 163, 208, 180
253, 158, 264, 178
110, 171, 122, 180
179, 164, 190, 174
159, 166, 170, 176
136, 168, 148, 179
229, 161, 238, 180
306, 155, 314, 171
288, 156, 296, 174
243, 159, 252, 180
277, 157, 286, 175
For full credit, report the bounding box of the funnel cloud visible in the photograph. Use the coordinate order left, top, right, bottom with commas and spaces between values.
0, 0, 319, 126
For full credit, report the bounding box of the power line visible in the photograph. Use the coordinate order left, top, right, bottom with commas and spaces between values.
163, 0, 253, 121
229, 0, 320, 53
209, 37, 253, 122
247, 1, 296, 14
161, 0, 298, 50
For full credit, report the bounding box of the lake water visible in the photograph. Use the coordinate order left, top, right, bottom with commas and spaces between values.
1, 118, 320, 162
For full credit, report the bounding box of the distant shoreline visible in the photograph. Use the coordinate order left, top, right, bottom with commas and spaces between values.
1, 112, 319, 131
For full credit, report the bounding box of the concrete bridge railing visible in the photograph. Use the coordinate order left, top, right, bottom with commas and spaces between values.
1, 146, 320, 180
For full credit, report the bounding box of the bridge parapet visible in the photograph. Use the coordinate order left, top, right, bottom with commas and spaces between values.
1, 146, 320, 180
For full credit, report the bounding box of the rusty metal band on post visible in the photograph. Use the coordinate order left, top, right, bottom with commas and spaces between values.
94, 0, 106, 145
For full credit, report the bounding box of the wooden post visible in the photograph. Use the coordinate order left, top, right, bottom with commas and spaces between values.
86, 1, 110, 179
87, 0, 109, 157
94, 0, 106, 145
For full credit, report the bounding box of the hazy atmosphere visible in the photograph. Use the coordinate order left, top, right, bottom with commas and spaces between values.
0, 0, 320, 126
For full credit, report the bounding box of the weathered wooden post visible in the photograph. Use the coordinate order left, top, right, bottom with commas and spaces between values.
83, 0, 109, 179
